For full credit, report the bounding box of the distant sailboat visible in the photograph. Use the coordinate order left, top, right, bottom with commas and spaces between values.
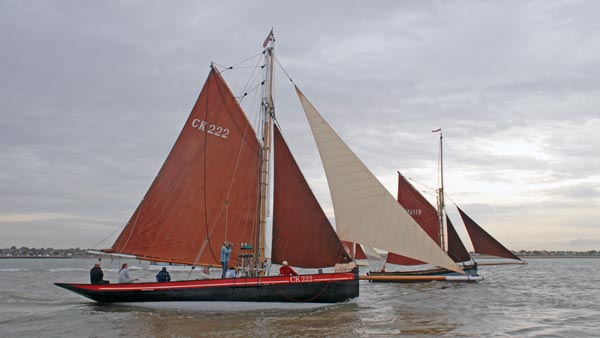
370, 130, 522, 282
54, 31, 465, 304
384, 171, 475, 269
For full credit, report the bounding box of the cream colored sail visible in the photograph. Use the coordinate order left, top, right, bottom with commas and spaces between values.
295, 86, 463, 273
362, 244, 383, 260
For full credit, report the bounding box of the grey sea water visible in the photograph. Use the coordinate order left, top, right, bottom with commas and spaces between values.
1, 258, 598, 337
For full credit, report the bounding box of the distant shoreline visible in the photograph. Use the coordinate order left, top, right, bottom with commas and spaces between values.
0, 256, 97, 259
1, 255, 599, 260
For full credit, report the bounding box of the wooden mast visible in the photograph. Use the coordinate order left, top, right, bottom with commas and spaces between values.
435, 129, 446, 251
258, 32, 275, 268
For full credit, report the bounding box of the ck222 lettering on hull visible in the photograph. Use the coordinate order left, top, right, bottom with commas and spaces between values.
289, 275, 314, 283
191, 119, 229, 139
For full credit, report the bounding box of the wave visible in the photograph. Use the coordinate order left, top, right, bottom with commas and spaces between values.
48, 268, 89, 272
0, 268, 30, 272
0, 290, 59, 304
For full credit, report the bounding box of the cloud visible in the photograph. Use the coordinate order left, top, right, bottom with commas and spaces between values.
0, 213, 75, 223
563, 238, 600, 248
1, 1, 599, 250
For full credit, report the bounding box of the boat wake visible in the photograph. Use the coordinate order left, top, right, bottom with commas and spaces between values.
48, 268, 88, 272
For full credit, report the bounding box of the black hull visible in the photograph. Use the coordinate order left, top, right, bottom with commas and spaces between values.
55, 270, 359, 304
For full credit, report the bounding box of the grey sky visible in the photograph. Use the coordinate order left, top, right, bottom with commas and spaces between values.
1, 1, 599, 250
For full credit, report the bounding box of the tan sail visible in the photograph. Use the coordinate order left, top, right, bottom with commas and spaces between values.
361, 244, 383, 260
295, 86, 463, 274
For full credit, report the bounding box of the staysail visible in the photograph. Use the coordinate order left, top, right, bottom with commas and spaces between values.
295, 86, 462, 274
446, 215, 471, 263
272, 126, 352, 267
109, 68, 262, 266
387, 172, 441, 266
457, 207, 521, 261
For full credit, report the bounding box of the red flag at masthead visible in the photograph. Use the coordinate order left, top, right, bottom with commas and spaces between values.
262, 29, 274, 48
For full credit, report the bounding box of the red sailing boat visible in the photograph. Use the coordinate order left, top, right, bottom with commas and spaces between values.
369, 130, 522, 282
55, 33, 359, 304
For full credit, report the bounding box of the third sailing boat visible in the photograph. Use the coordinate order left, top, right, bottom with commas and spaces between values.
370, 129, 522, 282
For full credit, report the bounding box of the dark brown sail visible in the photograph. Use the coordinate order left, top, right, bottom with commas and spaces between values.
446, 215, 471, 262
457, 207, 521, 261
272, 126, 352, 268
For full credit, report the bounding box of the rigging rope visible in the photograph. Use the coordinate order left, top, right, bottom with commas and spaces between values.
236, 55, 264, 103
442, 138, 519, 249
274, 57, 294, 84
90, 221, 126, 249
111, 198, 146, 252
213, 52, 263, 74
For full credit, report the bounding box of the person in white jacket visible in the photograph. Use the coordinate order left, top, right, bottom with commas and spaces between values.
118, 263, 138, 283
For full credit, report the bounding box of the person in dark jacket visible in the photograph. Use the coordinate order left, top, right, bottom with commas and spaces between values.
90, 263, 109, 284
156, 267, 171, 282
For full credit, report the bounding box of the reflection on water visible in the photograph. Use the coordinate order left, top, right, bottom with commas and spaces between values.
80, 282, 459, 337
127, 303, 359, 338
1, 258, 600, 337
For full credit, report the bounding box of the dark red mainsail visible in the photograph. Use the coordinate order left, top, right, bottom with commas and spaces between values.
110, 68, 261, 266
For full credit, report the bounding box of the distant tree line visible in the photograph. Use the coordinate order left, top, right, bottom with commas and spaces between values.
0, 246, 96, 258
516, 249, 598, 257
1, 246, 598, 258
